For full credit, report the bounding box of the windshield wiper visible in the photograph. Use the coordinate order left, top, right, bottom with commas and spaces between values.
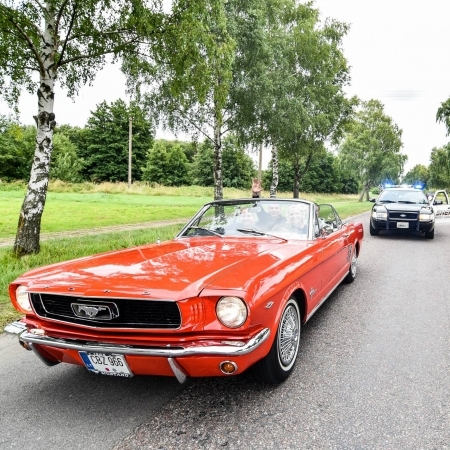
236, 228, 288, 242
379, 200, 396, 203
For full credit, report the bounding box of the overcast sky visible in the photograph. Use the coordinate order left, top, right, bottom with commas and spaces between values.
316, 0, 450, 173
1, 0, 449, 174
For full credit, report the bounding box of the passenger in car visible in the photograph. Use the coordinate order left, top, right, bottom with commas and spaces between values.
256, 203, 286, 230
315, 204, 326, 236
287, 204, 308, 234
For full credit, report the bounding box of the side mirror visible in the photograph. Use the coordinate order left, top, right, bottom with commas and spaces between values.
369, 198, 376, 203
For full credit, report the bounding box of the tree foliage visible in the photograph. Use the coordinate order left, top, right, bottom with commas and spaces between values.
337, 99, 406, 201
428, 145, 450, 189
232, 2, 354, 197
0, 116, 35, 180
436, 97, 450, 136
191, 136, 256, 189
142, 141, 191, 186
263, 150, 358, 194
78, 99, 153, 182
50, 133, 84, 182
0, 0, 222, 255
402, 164, 429, 188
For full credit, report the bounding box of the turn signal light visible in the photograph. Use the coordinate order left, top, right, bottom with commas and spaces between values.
220, 361, 237, 374
19, 340, 31, 351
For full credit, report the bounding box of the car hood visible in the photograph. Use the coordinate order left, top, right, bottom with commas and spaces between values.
377, 203, 425, 212
16, 238, 305, 300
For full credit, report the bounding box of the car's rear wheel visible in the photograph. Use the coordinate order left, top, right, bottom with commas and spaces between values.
344, 248, 357, 283
425, 228, 435, 239
369, 222, 379, 236
253, 298, 300, 384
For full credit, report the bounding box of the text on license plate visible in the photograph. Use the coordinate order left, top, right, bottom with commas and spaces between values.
397, 222, 409, 229
79, 352, 133, 377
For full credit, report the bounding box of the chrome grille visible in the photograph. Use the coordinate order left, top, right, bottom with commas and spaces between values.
30, 293, 181, 329
386, 209, 419, 230
389, 211, 418, 220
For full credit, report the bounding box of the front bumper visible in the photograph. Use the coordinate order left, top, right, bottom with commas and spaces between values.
370, 217, 434, 233
5, 321, 270, 382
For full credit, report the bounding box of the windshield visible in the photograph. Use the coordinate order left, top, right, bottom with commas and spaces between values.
179, 200, 312, 240
378, 190, 428, 205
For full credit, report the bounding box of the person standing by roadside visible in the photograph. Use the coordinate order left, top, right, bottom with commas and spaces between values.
251, 178, 263, 198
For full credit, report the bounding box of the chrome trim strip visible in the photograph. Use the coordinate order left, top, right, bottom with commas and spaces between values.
19, 328, 270, 357
305, 272, 347, 322
29, 292, 177, 302
4, 321, 27, 335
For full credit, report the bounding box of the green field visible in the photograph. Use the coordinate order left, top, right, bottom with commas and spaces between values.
0, 182, 372, 331
0, 190, 208, 237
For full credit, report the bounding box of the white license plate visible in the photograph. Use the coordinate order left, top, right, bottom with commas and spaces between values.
79, 352, 133, 377
397, 222, 409, 229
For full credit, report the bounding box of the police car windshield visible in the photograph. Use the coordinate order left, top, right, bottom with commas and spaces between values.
378, 189, 428, 205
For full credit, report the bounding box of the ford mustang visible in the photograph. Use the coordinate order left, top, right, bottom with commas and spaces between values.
6, 198, 364, 384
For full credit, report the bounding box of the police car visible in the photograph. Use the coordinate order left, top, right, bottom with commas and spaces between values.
369, 186, 435, 238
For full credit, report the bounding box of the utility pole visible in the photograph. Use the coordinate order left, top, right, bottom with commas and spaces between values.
128, 116, 132, 188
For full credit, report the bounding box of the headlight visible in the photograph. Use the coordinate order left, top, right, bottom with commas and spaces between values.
371, 206, 387, 220
419, 212, 434, 221
216, 296, 248, 328
15, 285, 32, 312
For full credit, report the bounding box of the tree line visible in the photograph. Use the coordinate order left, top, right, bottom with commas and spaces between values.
0, 99, 358, 193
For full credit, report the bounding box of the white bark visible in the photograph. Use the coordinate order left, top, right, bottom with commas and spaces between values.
14, 4, 57, 255
270, 144, 278, 198
213, 114, 223, 201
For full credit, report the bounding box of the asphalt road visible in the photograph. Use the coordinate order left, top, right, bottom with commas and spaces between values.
1, 212, 449, 450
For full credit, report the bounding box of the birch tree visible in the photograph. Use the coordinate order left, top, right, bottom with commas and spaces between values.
337, 100, 406, 201
131, 0, 289, 200
231, 2, 353, 198
0, 0, 218, 255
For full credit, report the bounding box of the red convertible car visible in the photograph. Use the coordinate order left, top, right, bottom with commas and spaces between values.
6, 198, 364, 384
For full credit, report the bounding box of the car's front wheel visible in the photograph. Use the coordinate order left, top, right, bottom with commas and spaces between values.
344, 248, 358, 283
425, 228, 435, 239
253, 298, 301, 384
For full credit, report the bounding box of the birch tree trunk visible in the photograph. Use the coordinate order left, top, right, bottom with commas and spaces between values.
14, 7, 57, 256
269, 144, 278, 198
213, 113, 223, 201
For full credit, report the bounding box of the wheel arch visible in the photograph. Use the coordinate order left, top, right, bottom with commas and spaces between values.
354, 240, 361, 257
288, 288, 307, 324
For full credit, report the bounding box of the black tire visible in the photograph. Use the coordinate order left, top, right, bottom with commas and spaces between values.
369, 221, 379, 236
344, 247, 357, 283
425, 228, 435, 239
253, 298, 301, 384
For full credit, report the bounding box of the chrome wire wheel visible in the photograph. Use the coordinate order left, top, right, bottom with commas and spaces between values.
277, 299, 300, 371
345, 248, 358, 284
350, 251, 357, 278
